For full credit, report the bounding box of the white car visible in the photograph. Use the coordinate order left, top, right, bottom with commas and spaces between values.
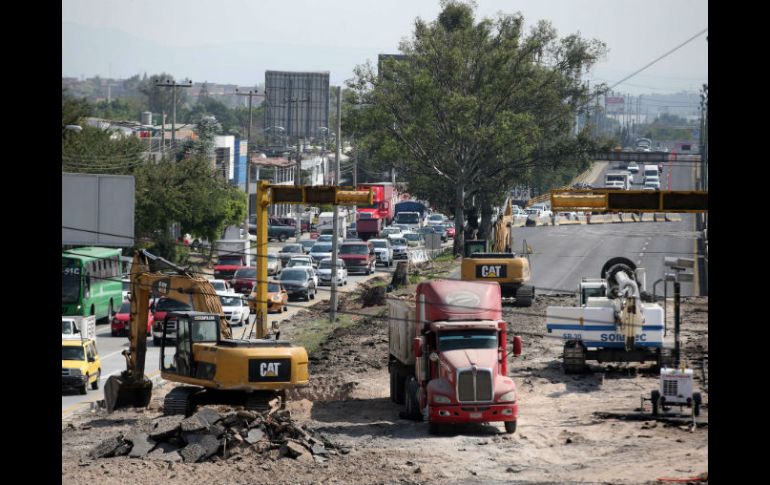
388, 236, 409, 260
284, 257, 320, 287
207, 279, 231, 293
643, 179, 661, 190
426, 214, 446, 226
380, 227, 403, 238
530, 203, 552, 217
369, 238, 394, 267
317, 258, 348, 286
627, 162, 639, 173
217, 292, 250, 327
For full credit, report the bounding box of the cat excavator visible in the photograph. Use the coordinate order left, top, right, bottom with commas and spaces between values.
460, 198, 535, 306
104, 249, 309, 415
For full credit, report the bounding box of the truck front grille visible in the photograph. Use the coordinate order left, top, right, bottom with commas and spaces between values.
62, 369, 71, 377
457, 368, 493, 402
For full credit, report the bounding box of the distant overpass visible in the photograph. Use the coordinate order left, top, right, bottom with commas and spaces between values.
593, 152, 701, 162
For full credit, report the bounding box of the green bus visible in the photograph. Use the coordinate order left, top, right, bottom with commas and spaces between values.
62, 247, 123, 321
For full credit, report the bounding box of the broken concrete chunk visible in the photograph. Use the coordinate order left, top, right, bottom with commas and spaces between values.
311, 444, 327, 456
89, 435, 125, 459
184, 433, 221, 459
114, 443, 132, 457
209, 424, 226, 438
149, 416, 184, 440
127, 433, 157, 458
245, 428, 265, 444
236, 410, 257, 421
194, 408, 222, 427
180, 415, 207, 433
180, 444, 206, 463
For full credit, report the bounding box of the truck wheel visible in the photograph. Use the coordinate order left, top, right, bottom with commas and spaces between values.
153, 336, 161, 346
428, 421, 443, 435
693, 392, 702, 417
514, 286, 534, 307
279, 234, 287, 242
651, 390, 660, 416
504, 420, 517, 434
404, 377, 421, 420
80, 377, 88, 395
91, 370, 101, 390
390, 370, 397, 403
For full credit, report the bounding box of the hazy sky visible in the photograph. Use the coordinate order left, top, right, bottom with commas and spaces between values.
62, 0, 708, 95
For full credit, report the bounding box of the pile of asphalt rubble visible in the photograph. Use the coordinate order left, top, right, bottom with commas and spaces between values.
89, 407, 347, 464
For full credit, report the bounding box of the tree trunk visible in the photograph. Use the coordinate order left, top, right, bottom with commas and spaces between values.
478, 198, 494, 242
453, 180, 465, 256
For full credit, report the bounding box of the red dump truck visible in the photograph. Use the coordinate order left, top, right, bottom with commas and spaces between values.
356, 183, 397, 240
388, 280, 522, 434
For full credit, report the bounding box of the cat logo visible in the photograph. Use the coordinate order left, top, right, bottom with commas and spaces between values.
260, 362, 281, 377
475, 264, 507, 278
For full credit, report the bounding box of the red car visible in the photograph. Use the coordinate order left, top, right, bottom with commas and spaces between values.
111, 300, 154, 337
231, 266, 257, 295
445, 225, 456, 238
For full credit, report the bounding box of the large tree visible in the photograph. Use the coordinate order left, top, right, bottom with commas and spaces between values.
347, 1, 608, 254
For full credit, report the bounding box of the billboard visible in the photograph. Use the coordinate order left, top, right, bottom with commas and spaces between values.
605, 96, 625, 114
264, 71, 330, 140
62, 173, 135, 247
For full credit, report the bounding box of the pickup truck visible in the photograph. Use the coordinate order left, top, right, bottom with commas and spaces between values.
268, 223, 296, 242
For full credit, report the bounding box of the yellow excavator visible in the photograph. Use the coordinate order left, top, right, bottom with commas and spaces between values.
460, 198, 535, 307
104, 249, 309, 415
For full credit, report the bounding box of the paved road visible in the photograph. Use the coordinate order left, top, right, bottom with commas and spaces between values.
519, 159, 700, 297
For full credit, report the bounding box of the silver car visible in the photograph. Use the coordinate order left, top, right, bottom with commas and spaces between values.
309, 242, 334, 266
266, 253, 281, 276
317, 258, 348, 286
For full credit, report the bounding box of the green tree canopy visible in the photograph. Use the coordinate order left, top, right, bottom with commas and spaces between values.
347, 1, 608, 253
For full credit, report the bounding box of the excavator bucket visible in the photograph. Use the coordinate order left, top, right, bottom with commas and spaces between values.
104, 374, 153, 413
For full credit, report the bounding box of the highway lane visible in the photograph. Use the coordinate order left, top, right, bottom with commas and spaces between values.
518, 158, 699, 297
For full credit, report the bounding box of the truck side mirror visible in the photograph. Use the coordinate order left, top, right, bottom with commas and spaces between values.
513, 336, 522, 357
413, 337, 423, 358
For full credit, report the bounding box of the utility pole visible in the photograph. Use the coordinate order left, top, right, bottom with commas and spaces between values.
161, 112, 166, 154
155, 79, 192, 151
235, 88, 265, 244
330, 86, 342, 323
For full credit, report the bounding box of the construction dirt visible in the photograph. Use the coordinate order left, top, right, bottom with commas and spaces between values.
62, 276, 708, 485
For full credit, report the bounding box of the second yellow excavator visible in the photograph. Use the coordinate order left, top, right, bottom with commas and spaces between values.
104, 249, 308, 415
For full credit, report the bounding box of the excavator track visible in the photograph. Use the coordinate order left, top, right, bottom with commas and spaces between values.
164, 386, 202, 416
246, 390, 286, 414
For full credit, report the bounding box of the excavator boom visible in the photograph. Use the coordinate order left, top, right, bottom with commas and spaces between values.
104, 250, 226, 412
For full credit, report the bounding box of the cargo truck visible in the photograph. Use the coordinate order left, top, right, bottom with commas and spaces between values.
213, 239, 252, 281
388, 280, 523, 434
356, 183, 397, 239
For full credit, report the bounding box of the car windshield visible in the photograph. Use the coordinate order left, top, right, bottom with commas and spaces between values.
61, 258, 81, 304
234, 268, 256, 279
395, 213, 419, 224
267, 283, 281, 292
288, 259, 311, 267
62, 346, 85, 361
300, 241, 316, 249
317, 236, 332, 242
311, 244, 332, 252
281, 245, 302, 253
218, 256, 242, 265
404, 233, 421, 241
210, 281, 226, 291
371, 240, 388, 248
268, 254, 278, 261
155, 299, 192, 312
438, 330, 497, 352
219, 295, 243, 306
429, 215, 443, 221
119, 301, 131, 313
280, 269, 307, 280
318, 260, 342, 269
390, 238, 407, 246
122, 280, 130, 291
340, 245, 369, 254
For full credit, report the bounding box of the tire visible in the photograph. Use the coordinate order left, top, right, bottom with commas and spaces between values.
404, 376, 422, 420
153, 336, 161, 346
284, 304, 288, 312
651, 390, 660, 416
111, 330, 117, 337
279, 234, 287, 242
504, 420, 517, 434
309, 288, 316, 300
428, 420, 443, 435
304, 290, 310, 301
91, 370, 100, 390
693, 392, 701, 417
80, 377, 88, 395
